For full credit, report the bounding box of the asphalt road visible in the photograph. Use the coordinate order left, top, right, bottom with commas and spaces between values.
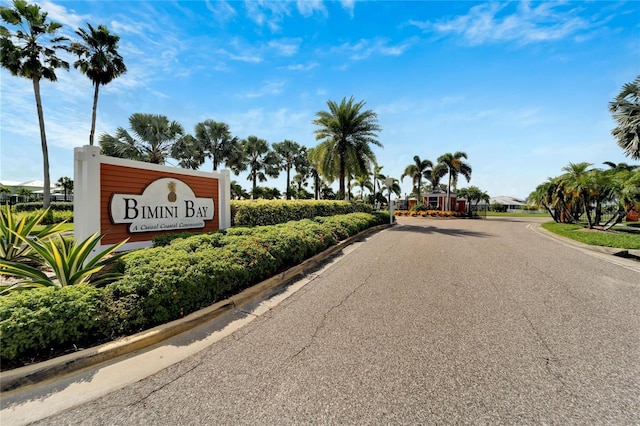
8, 217, 640, 424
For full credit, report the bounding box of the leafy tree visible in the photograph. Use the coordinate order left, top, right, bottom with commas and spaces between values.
273, 139, 305, 200
437, 151, 472, 211
401, 155, 434, 201
350, 175, 374, 201
0, 0, 70, 209
609, 75, 640, 160
240, 136, 279, 196
307, 146, 327, 200
71, 23, 126, 146
456, 186, 490, 217
56, 176, 73, 202
312, 96, 382, 199
100, 113, 184, 164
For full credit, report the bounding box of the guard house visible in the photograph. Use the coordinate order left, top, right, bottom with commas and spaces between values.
424, 190, 465, 212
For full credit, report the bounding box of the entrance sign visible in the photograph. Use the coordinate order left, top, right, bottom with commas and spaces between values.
110, 178, 215, 233
74, 145, 230, 254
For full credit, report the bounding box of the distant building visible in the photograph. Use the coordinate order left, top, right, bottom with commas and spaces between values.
0, 180, 70, 204
477, 195, 527, 212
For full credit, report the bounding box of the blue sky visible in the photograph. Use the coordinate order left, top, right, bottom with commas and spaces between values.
1, 0, 638, 199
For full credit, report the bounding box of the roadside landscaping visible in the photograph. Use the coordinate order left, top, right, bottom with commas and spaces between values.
0, 200, 388, 369
541, 222, 640, 250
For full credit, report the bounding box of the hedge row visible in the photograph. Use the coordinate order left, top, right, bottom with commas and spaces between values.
14, 202, 74, 212
0, 212, 388, 366
230, 200, 372, 226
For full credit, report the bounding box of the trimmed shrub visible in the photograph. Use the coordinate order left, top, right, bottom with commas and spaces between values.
14, 202, 73, 212
231, 200, 372, 226
0, 285, 119, 363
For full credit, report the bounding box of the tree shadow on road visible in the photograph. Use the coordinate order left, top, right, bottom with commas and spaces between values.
390, 223, 494, 238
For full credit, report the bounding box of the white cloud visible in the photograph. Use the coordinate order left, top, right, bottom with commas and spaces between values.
238, 81, 286, 99
333, 37, 415, 60
285, 62, 319, 71
296, 0, 326, 17
205, 0, 237, 22
409, 1, 592, 45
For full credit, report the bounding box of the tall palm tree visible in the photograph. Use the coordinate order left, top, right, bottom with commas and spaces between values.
312, 96, 382, 200
1, 0, 70, 208
99, 113, 184, 164
401, 155, 433, 202
196, 120, 241, 171
71, 23, 126, 146
609, 75, 640, 160
240, 136, 279, 197
273, 139, 304, 200
437, 151, 472, 211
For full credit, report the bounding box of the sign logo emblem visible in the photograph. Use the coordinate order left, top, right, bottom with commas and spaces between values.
110, 178, 214, 233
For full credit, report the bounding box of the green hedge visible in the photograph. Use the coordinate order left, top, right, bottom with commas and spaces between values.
14, 202, 73, 212
0, 212, 388, 366
230, 199, 372, 227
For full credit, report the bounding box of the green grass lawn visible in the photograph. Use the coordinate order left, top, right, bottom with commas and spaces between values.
541, 222, 640, 250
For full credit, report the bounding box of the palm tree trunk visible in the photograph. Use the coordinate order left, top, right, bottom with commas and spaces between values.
339, 159, 346, 200
446, 173, 452, 211
33, 76, 51, 209
286, 166, 291, 200
582, 193, 593, 229
90, 83, 100, 146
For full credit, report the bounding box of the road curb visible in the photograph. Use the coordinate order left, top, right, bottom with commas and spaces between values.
531, 223, 640, 260
0, 223, 391, 394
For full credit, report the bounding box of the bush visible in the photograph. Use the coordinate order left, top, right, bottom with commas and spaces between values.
231, 200, 372, 226
0, 285, 119, 364
14, 202, 73, 212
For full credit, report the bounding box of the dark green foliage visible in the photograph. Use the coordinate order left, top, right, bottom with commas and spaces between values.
0, 285, 118, 362
152, 232, 199, 247
231, 199, 372, 226
0, 212, 386, 366
14, 202, 73, 212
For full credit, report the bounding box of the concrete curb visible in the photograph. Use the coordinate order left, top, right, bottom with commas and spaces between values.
0, 223, 391, 394
531, 223, 640, 260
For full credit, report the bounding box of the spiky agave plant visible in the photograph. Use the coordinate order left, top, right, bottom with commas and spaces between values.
0, 232, 128, 294
0, 205, 66, 262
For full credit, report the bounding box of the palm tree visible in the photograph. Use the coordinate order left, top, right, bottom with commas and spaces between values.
240, 136, 279, 197
56, 176, 73, 202
437, 151, 472, 211
456, 186, 490, 217
1, 0, 70, 209
401, 155, 433, 202
71, 23, 126, 146
99, 113, 184, 164
312, 96, 382, 199
560, 162, 596, 228
609, 75, 640, 160
273, 140, 304, 200
196, 120, 241, 171
351, 175, 374, 201
306, 147, 323, 200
